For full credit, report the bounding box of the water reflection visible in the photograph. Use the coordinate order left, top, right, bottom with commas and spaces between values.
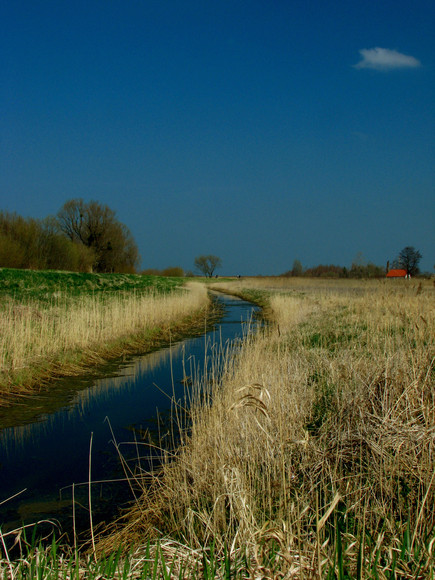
0, 294, 258, 535
0, 344, 188, 458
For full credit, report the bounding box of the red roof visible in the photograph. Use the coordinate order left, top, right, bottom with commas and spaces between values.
386, 269, 407, 278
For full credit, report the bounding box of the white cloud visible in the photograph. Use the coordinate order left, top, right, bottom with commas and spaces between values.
354, 47, 421, 70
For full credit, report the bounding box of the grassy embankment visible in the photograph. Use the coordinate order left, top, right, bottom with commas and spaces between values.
0, 268, 211, 407
2, 276, 434, 578
96, 277, 434, 578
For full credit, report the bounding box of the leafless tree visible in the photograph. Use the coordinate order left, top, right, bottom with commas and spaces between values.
194, 254, 222, 277
397, 246, 422, 277
57, 199, 140, 273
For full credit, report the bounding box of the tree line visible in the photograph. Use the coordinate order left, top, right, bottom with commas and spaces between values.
282, 261, 386, 279
0, 199, 140, 273
2, 200, 424, 280
282, 247, 423, 278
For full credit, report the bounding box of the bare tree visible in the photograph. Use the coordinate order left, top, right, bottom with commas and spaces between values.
397, 246, 422, 277
57, 199, 140, 273
194, 255, 222, 277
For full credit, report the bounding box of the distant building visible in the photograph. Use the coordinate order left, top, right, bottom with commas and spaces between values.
386, 269, 408, 278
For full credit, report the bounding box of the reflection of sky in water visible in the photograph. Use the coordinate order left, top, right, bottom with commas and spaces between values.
0, 341, 184, 457
0, 294, 257, 527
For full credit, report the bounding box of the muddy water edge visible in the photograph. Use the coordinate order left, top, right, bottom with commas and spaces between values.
0, 292, 259, 546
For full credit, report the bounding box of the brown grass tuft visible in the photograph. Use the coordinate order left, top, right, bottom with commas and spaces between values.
96, 278, 435, 576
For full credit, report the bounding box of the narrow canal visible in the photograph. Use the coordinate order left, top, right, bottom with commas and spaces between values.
0, 293, 258, 541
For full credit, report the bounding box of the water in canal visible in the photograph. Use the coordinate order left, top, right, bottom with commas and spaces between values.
0, 293, 258, 540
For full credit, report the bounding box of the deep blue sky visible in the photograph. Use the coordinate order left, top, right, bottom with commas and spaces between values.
1, 1, 434, 274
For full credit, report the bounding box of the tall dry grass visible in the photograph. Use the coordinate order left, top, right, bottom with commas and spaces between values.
102, 278, 434, 577
0, 282, 209, 399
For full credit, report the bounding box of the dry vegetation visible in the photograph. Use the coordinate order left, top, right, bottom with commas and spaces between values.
1, 277, 434, 578
96, 277, 434, 578
0, 282, 209, 404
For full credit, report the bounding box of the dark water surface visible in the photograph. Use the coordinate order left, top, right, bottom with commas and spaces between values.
0, 293, 258, 539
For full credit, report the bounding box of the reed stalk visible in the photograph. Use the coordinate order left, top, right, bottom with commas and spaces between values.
2, 277, 434, 577
97, 278, 434, 577
0, 282, 209, 403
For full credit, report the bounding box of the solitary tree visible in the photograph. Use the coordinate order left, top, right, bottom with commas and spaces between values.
397, 246, 422, 277
57, 199, 140, 273
194, 254, 222, 278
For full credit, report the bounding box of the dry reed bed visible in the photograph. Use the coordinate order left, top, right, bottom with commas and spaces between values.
102, 279, 434, 577
0, 282, 209, 399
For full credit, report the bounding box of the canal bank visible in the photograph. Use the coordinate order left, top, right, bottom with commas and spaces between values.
0, 293, 259, 544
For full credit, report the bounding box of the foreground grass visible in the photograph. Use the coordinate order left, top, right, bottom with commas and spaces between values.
0, 269, 210, 405
2, 277, 434, 577
95, 278, 434, 577
0, 533, 251, 579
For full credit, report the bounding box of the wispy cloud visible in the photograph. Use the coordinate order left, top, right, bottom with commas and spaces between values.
354, 47, 421, 70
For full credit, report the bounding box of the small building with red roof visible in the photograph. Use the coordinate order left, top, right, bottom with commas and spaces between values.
386, 269, 408, 278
